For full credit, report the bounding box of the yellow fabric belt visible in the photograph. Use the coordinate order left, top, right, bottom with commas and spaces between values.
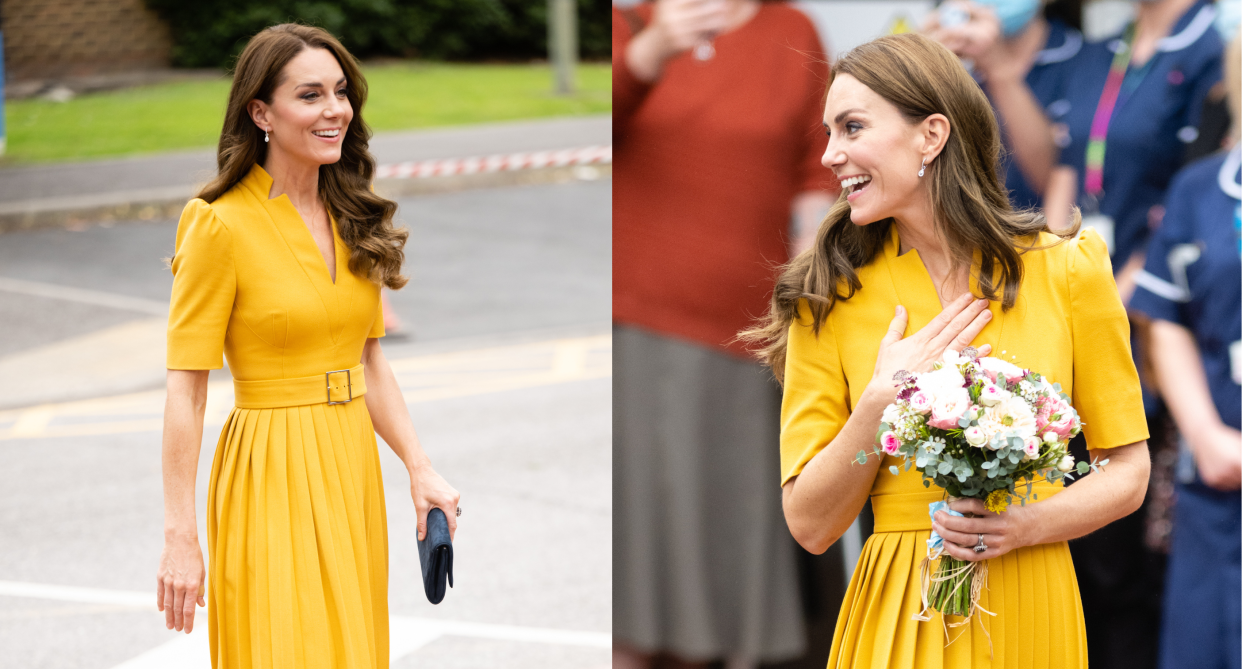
871, 482, 1062, 533
232, 364, 367, 409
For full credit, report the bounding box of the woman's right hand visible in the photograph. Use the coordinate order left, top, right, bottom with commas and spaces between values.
157, 533, 205, 633
1191, 423, 1242, 491
627, 0, 729, 82
870, 294, 993, 399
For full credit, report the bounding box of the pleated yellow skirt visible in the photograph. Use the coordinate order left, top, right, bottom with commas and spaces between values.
205, 400, 389, 669
828, 491, 1089, 668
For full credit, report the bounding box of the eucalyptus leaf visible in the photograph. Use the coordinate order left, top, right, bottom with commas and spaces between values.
1076, 461, 1090, 474
856, 450, 868, 465
889, 465, 899, 476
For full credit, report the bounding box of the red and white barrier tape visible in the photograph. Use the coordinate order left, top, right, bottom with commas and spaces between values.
375, 145, 612, 180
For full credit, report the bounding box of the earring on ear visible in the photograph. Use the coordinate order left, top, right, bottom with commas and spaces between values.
264, 129, 270, 143
918, 158, 926, 177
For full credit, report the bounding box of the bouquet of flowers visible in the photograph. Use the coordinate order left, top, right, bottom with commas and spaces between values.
858, 346, 1105, 623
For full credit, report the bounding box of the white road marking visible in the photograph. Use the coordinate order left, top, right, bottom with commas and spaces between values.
0, 276, 169, 316
0, 580, 151, 607
0, 580, 611, 667
11, 405, 54, 436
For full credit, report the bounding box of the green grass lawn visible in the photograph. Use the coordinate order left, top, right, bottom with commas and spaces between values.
4, 62, 611, 164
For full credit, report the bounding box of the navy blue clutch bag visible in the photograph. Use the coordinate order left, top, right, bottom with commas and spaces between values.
418, 507, 454, 604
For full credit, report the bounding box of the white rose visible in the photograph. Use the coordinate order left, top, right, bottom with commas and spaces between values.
1043, 431, 1058, 444
919, 366, 966, 399
882, 403, 902, 425
942, 349, 964, 367
1004, 397, 1038, 439
1057, 455, 1075, 472
964, 426, 988, 447
980, 356, 1025, 383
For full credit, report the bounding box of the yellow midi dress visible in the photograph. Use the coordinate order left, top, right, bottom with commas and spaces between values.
166, 164, 390, 668
780, 226, 1150, 668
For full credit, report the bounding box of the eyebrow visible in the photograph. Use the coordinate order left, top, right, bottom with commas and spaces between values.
826, 108, 866, 126
295, 77, 347, 89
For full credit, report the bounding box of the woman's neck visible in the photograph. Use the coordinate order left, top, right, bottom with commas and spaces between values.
263, 150, 321, 210
894, 208, 970, 303
1131, 0, 1198, 65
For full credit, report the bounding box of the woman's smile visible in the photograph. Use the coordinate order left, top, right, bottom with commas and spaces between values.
311, 127, 341, 142
841, 174, 873, 202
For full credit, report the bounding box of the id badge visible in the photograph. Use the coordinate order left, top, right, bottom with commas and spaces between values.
1230, 340, 1241, 385
1081, 213, 1115, 255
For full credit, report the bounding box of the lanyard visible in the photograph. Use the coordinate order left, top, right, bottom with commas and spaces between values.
1084, 24, 1142, 198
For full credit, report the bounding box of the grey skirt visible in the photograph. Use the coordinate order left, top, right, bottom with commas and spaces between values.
613, 324, 806, 662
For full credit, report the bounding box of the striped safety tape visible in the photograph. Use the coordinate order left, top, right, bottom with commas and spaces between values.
375, 145, 612, 180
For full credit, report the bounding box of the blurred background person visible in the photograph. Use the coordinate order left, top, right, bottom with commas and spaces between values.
1130, 30, 1240, 669
924, 0, 1086, 210
612, 0, 838, 667
1043, 0, 1222, 289
1032, 2, 1224, 667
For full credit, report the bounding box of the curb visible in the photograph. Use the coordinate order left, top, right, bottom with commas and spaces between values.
0, 148, 612, 234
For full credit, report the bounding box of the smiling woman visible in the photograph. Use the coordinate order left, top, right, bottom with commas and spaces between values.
740, 33, 1151, 668
157, 23, 460, 669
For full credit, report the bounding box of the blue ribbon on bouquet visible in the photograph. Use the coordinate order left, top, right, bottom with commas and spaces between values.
927, 501, 963, 556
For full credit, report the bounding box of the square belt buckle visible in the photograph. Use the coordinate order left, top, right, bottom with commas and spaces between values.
326, 369, 353, 405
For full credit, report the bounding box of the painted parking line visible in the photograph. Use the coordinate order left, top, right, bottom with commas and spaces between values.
0, 276, 169, 316
0, 334, 612, 441
0, 580, 610, 667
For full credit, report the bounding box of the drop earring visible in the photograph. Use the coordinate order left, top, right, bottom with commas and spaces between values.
264, 129, 270, 143
918, 158, 926, 177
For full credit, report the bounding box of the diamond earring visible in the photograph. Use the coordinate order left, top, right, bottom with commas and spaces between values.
918, 159, 926, 177
264, 130, 270, 143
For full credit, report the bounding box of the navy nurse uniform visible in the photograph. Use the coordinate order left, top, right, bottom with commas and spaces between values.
999, 18, 1084, 210
1130, 145, 1242, 669
1055, 0, 1222, 266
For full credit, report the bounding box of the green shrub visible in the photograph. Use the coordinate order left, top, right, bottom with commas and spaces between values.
142, 0, 611, 69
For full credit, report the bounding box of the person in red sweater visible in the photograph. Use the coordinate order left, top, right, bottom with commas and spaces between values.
613, 1, 838, 667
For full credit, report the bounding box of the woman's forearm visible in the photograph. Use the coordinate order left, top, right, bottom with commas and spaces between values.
1021, 441, 1150, 546
987, 77, 1056, 194
1149, 319, 1223, 440
1043, 166, 1078, 232
162, 370, 209, 539
782, 384, 890, 554
361, 339, 432, 473
790, 191, 835, 257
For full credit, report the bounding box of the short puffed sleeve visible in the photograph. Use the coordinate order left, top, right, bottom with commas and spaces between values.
166, 199, 235, 370
368, 292, 386, 339
780, 300, 852, 486
1067, 228, 1149, 450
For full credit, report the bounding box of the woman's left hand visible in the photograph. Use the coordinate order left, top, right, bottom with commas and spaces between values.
410, 464, 461, 541
932, 497, 1033, 562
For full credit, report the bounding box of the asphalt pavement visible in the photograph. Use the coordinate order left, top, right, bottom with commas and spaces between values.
0, 118, 612, 668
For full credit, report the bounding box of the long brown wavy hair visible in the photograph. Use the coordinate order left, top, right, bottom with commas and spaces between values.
197, 23, 407, 289
740, 33, 1078, 382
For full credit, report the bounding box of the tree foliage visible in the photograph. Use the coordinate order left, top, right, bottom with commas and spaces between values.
143, 0, 611, 68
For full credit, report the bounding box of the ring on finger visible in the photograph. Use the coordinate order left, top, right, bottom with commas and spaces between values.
973, 533, 988, 553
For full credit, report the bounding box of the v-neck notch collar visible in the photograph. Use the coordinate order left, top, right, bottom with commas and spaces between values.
243, 163, 344, 288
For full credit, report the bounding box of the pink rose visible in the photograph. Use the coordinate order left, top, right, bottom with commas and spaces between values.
1047, 414, 1074, 439
881, 431, 901, 455
927, 390, 971, 430
1023, 436, 1042, 459
979, 383, 1006, 406
908, 390, 933, 414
